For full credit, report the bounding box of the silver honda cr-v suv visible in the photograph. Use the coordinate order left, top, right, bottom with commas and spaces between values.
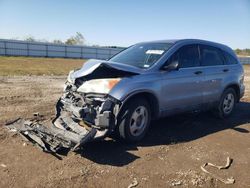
61, 39, 245, 143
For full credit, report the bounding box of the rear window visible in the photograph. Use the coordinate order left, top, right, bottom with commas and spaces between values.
224, 52, 238, 65
200, 45, 224, 66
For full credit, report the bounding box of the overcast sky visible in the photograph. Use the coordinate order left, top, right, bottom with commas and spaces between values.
0, 0, 249, 48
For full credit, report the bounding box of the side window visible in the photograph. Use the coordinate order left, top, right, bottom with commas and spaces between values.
166, 45, 199, 68
224, 52, 238, 65
200, 45, 224, 66
178, 45, 200, 68
167, 50, 179, 65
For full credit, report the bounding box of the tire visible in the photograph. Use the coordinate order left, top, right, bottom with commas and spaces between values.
117, 98, 151, 142
215, 88, 236, 118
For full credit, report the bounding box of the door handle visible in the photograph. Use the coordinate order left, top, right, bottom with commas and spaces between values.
194, 71, 202, 75
223, 69, 229, 72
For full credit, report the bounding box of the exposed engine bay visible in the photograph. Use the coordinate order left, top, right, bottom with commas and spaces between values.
54, 90, 121, 139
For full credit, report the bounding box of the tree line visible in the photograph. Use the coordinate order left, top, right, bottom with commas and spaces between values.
23, 32, 122, 48
24, 32, 85, 45
235, 49, 250, 56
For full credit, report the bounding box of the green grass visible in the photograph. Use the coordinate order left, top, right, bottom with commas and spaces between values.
0, 56, 86, 76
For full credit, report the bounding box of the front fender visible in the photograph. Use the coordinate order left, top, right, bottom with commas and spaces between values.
108, 76, 162, 102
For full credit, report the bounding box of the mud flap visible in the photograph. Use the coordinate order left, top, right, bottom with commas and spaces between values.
5, 118, 97, 153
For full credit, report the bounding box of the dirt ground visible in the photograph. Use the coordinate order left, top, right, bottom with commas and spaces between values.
0, 66, 250, 188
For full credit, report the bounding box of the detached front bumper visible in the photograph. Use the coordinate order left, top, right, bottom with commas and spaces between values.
6, 118, 97, 153
5, 92, 121, 154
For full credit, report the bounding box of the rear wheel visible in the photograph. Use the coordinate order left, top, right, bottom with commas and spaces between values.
215, 88, 236, 118
117, 98, 151, 142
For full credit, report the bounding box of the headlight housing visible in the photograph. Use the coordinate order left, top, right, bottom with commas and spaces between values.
77, 78, 121, 94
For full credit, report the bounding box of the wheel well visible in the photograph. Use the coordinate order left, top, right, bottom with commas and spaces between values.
122, 92, 160, 120
225, 84, 240, 102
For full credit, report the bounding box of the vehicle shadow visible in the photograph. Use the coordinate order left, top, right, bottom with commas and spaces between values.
78, 102, 250, 166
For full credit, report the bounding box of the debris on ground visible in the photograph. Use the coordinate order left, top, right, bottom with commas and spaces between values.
171, 180, 182, 186
200, 157, 235, 184
1, 164, 7, 168
170, 169, 209, 187
5, 117, 96, 154
128, 178, 139, 188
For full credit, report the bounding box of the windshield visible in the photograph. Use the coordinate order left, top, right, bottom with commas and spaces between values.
109, 43, 173, 69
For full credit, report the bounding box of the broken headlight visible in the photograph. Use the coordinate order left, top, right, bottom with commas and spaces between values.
77, 78, 121, 94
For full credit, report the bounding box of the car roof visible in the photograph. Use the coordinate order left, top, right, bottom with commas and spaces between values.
139, 39, 236, 58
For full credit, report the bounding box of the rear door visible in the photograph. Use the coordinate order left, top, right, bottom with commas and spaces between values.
199, 44, 227, 104
161, 44, 204, 115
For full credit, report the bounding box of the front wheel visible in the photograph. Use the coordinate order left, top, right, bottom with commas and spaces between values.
215, 88, 236, 118
117, 98, 151, 142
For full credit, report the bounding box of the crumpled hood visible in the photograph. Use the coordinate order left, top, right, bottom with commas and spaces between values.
71, 59, 142, 80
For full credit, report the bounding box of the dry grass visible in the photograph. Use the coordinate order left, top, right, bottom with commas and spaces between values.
0, 56, 85, 76
0, 56, 249, 76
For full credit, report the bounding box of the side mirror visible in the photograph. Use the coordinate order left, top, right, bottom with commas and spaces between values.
162, 61, 179, 71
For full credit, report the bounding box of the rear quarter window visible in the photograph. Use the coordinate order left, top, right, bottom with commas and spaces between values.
224, 52, 238, 65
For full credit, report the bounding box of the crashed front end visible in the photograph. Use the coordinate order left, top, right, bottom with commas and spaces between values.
55, 82, 121, 142
6, 60, 139, 154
